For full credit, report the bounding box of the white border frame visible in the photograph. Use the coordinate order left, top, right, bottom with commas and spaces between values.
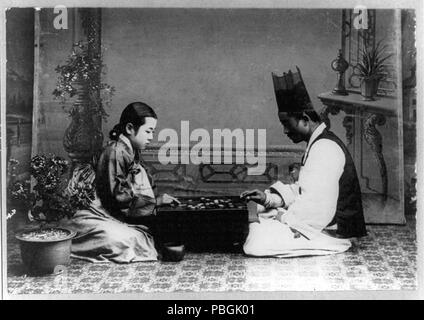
0, 0, 422, 300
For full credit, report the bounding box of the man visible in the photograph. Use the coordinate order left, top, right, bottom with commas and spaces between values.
241, 67, 367, 257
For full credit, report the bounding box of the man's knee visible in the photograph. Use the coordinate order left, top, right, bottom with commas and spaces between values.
243, 241, 263, 256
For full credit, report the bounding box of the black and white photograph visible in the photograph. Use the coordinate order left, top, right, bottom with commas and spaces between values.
0, 0, 421, 300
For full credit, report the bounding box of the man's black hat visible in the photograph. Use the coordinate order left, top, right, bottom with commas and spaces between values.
272, 66, 314, 114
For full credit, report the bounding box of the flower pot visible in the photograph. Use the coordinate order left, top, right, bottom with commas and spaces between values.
360, 76, 381, 101
15, 227, 76, 276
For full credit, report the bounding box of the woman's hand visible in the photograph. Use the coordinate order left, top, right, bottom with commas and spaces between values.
157, 193, 181, 206
240, 189, 266, 205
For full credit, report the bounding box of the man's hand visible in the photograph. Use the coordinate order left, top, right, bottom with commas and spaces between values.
240, 189, 266, 205
275, 211, 285, 222
157, 193, 181, 206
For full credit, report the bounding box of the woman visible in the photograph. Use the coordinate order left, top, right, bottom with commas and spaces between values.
64, 102, 178, 263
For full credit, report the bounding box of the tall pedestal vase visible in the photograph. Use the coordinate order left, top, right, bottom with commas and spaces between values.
63, 80, 103, 170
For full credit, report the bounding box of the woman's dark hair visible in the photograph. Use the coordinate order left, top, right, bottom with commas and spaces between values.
109, 102, 157, 140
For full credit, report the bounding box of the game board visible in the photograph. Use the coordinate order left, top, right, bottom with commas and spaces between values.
156, 196, 249, 252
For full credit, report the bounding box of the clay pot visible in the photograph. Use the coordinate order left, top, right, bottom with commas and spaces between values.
15, 227, 76, 276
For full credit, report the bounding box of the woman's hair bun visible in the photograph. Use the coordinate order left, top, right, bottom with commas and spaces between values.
109, 124, 122, 140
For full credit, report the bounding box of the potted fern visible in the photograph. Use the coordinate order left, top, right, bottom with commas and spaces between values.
8, 155, 94, 275
357, 40, 393, 101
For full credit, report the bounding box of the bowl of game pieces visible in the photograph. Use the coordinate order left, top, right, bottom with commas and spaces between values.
162, 242, 185, 262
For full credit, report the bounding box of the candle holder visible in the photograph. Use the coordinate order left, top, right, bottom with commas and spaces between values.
331, 49, 349, 96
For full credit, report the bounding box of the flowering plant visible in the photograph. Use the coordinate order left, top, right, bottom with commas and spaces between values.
7, 155, 95, 222
52, 40, 115, 119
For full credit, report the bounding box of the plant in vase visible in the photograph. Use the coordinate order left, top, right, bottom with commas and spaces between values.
356, 40, 393, 101
8, 154, 95, 275
53, 40, 114, 164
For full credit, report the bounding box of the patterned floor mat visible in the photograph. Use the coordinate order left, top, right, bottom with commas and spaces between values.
6, 219, 417, 295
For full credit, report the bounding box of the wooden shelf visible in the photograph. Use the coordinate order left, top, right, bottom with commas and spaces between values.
318, 91, 398, 117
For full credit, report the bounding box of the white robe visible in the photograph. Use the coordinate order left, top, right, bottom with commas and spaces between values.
243, 123, 352, 257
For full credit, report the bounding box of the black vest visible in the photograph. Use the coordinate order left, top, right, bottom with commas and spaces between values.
303, 129, 367, 238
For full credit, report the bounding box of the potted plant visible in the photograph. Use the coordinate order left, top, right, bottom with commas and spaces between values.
53, 40, 114, 163
8, 155, 94, 275
356, 40, 393, 101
